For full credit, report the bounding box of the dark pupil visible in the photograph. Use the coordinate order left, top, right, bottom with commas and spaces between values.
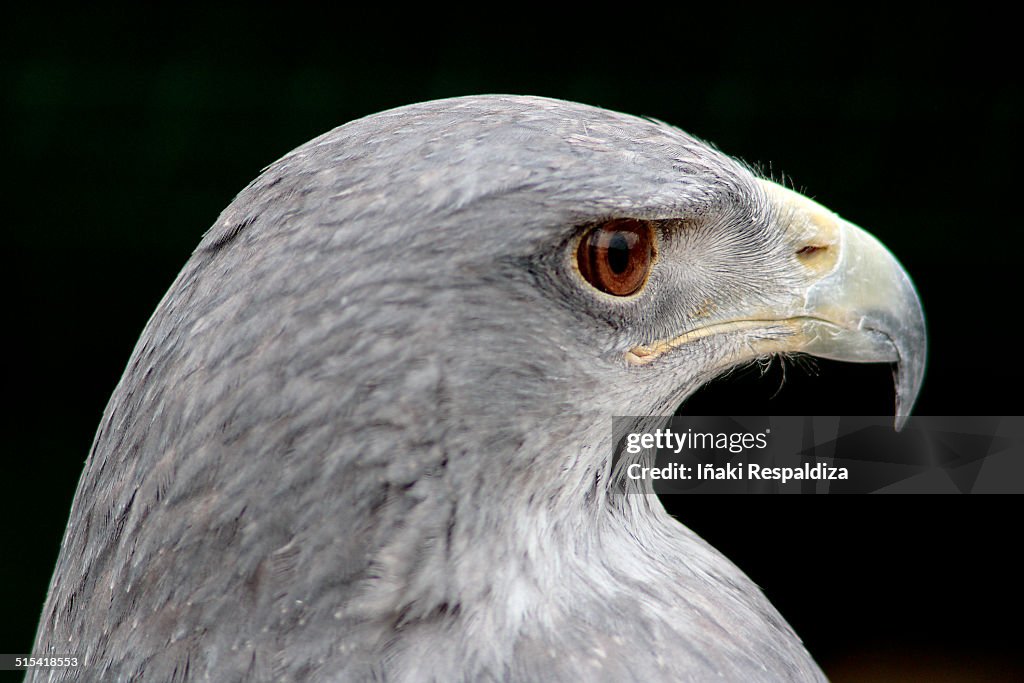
606, 232, 631, 274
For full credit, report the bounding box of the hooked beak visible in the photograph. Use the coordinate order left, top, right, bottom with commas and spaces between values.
627, 179, 927, 429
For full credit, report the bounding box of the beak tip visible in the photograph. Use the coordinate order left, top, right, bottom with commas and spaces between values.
892, 333, 926, 432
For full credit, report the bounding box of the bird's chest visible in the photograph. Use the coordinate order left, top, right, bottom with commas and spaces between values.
368, 590, 718, 682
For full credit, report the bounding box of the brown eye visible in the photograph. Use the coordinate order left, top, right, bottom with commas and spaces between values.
576, 219, 654, 296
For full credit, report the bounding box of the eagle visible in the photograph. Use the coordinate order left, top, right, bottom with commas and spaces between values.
31, 95, 925, 682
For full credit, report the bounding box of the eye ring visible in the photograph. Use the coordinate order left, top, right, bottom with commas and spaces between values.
576, 219, 655, 296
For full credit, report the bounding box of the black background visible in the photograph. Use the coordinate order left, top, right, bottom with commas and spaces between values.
4, 7, 1021, 681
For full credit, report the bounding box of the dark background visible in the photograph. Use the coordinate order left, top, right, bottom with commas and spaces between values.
3, 7, 1021, 681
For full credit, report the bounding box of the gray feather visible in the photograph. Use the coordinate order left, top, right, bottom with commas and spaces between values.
31, 96, 825, 682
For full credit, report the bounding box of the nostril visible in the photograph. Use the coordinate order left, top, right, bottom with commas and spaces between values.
796, 245, 827, 257
794, 242, 839, 273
